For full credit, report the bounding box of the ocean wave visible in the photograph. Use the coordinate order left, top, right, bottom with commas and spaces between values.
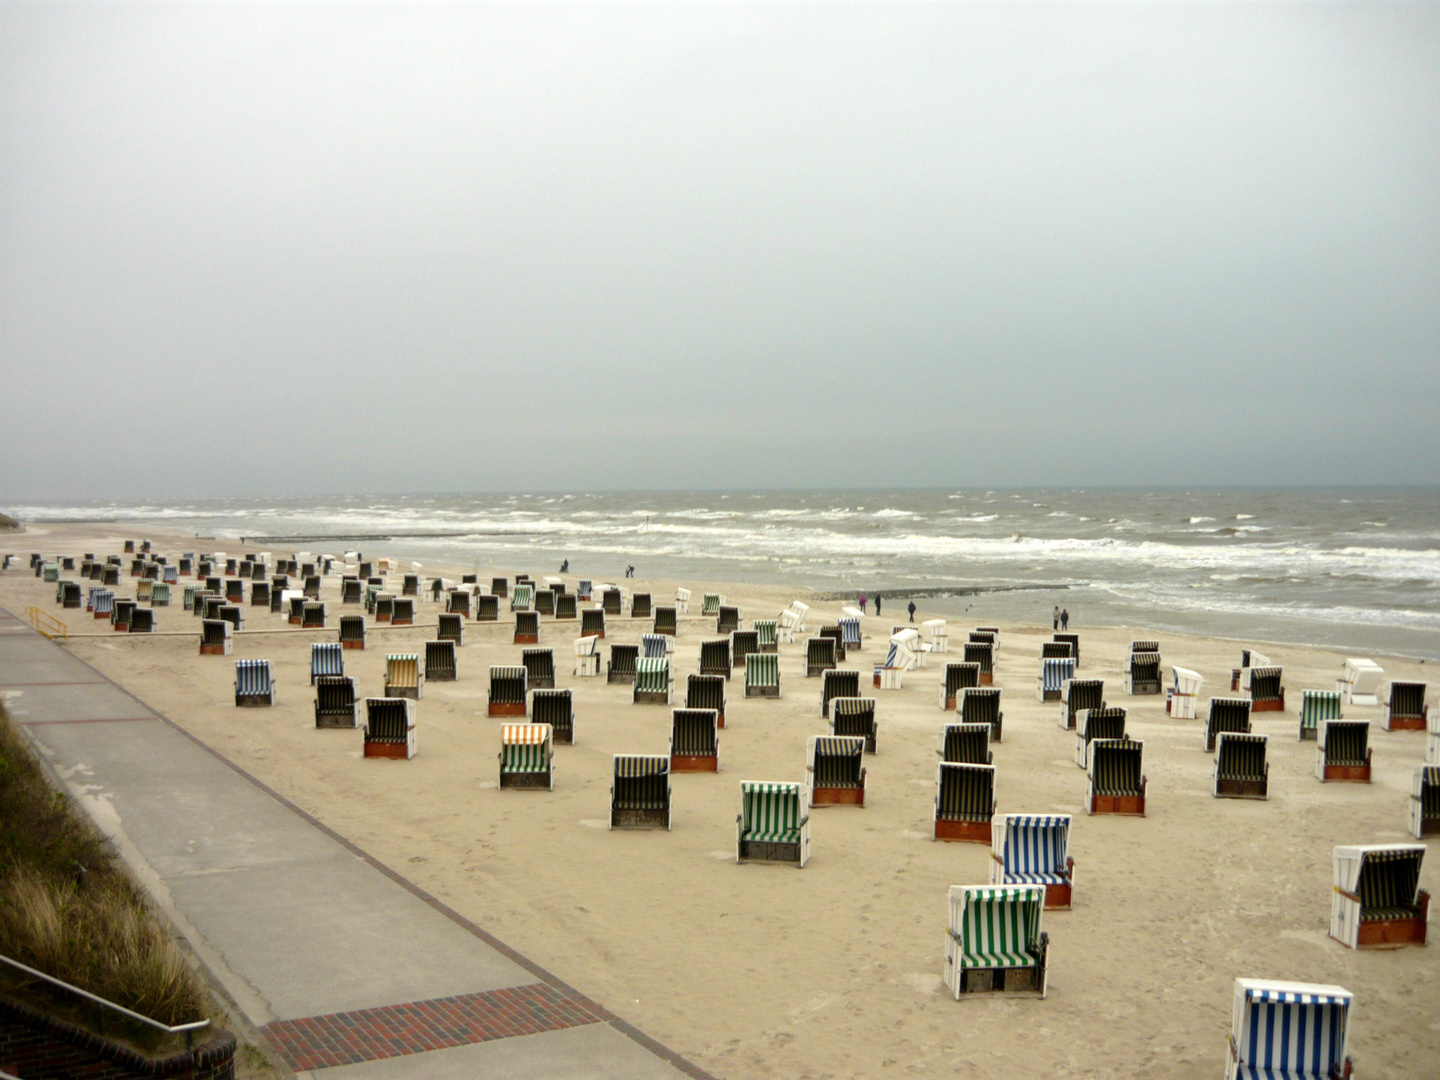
1235, 514, 1255, 520
1189, 516, 1216, 524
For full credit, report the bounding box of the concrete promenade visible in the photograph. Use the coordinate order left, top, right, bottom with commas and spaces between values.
0, 605, 711, 1080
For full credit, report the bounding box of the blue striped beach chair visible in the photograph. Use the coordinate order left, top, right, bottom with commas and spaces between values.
1299, 689, 1342, 741
1316, 721, 1371, 783
938, 723, 992, 765
830, 696, 876, 753
1073, 706, 1126, 767
959, 687, 1003, 742
838, 617, 862, 653
944, 885, 1048, 998
310, 642, 344, 685
162, 565, 178, 585
754, 619, 778, 653
1213, 732, 1269, 799
1086, 738, 1145, 815
532, 689, 574, 745
234, 660, 275, 707
488, 666, 528, 717
939, 662, 980, 710
820, 669, 860, 718
634, 657, 672, 704
1037, 658, 1075, 702
1205, 697, 1252, 752
934, 762, 996, 843
1226, 980, 1353, 1080
611, 755, 671, 828
1385, 681, 1428, 732
686, 674, 726, 727
384, 654, 423, 700
42, 563, 58, 583
1411, 765, 1440, 838
607, 643, 638, 684
745, 652, 781, 699
989, 815, 1073, 910
1059, 678, 1105, 730
699, 639, 731, 679
425, 640, 457, 682
653, 606, 678, 636
499, 724, 553, 789
671, 709, 719, 772
313, 676, 356, 728
701, 592, 722, 617
92, 589, 115, 619
576, 579, 590, 601
807, 735, 866, 807
1331, 844, 1428, 950
736, 782, 809, 867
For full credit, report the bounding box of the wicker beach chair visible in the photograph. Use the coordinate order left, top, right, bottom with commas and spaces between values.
301, 601, 326, 629
754, 619, 778, 653
828, 696, 876, 753
532, 689, 574, 745
1384, 681, 1428, 732
699, 639, 732, 679
1316, 721, 1371, 783
1037, 657, 1075, 702
522, 647, 555, 690
512, 582, 535, 613
1086, 739, 1146, 815
580, 608, 605, 640
512, 610, 539, 645
1225, 980, 1353, 1080
234, 660, 275, 707
1330, 845, 1428, 949
390, 597, 414, 626
313, 675, 357, 728
1040, 640, 1073, 660
944, 885, 1048, 999
633, 657, 672, 704
435, 612, 463, 646
818, 625, 847, 664
199, 618, 232, 656
1337, 657, 1384, 706
610, 755, 670, 828
807, 735, 867, 807
821, 669, 860, 718
940, 662, 980, 710
1053, 633, 1080, 664
736, 782, 809, 867
337, 614, 365, 651
806, 637, 838, 678
1298, 689, 1343, 741
1058, 678, 1105, 730
1410, 766, 1440, 838
1213, 732, 1269, 799
716, 605, 740, 635
573, 635, 600, 677
989, 815, 1073, 910
310, 642, 344, 685
961, 641, 993, 684
934, 762, 996, 843
384, 653, 423, 700
701, 592, 722, 616
1125, 652, 1163, 695
652, 605, 678, 636
552, 593, 576, 621
670, 709, 719, 772
499, 724, 552, 789
920, 619, 948, 653
607, 643, 638, 685
630, 592, 652, 619
685, 673, 726, 727
938, 723, 993, 765
363, 698, 416, 759
959, 687, 1004, 743
424, 640, 457, 683
673, 587, 690, 614
838, 617, 862, 654
128, 607, 155, 633
1246, 666, 1286, 712
1073, 706, 1126, 767
640, 633, 669, 660
745, 652, 781, 699
488, 666, 528, 717
730, 629, 759, 670
1205, 697, 1252, 753
1167, 666, 1203, 718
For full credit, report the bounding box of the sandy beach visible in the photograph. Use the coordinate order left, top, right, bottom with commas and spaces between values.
4, 523, 1437, 1080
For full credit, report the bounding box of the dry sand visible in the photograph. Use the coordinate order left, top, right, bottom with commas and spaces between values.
4, 524, 1438, 1079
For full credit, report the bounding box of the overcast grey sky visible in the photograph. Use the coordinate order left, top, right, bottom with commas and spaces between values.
1, 2, 1437, 497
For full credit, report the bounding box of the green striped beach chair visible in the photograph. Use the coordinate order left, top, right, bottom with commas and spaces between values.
1410, 765, 1440, 838
532, 689, 574, 745
149, 582, 170, 607
611, 755, 671, 828
807, 735, 866, 806
670, 709, 719, 771
1316, 720, 1371, 783
234, 660, 275, 707
1330, 844, 1428, 949
425, 640, 457, 682
1073, 706, 1126, 767
1213, 732, 1269, 799
944, 885, 1048, 998
1226, 979, 1353, 1080
939, 723, 993, 765
363, 697, 416, 759
488, 666, 528, 717
314, 676, 356, 728
736, 781, 809, 867
1299, 689, 1342, 740
686, 674, 726, 727
701, 592, 722, 616
934, 762, 996, 843
745, 652, 781, 698
754, 619, 778, 653
499, 724, 553, 789
511, 582, 535, 612
830, 696, 876, 753
634, 657, 672, 705
384, 653, 423, 700
1086, 739, 1146, 815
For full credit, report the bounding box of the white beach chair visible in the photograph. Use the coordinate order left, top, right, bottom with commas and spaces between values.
1336, 658, 1384, 706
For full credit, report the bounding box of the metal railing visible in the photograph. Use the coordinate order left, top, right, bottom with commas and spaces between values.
0, 953, 210, 1051
23, 607, 67, 640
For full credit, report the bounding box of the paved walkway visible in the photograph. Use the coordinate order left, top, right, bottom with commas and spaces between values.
0, 606, 712, 1080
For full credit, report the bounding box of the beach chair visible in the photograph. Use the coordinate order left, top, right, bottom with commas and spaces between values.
1246, 666, 1285, 712
1411, 766, 1440, 838
336, 614, 365, 651
934, 762, 995, 843
101, 566, 120, 586
60, 581, 81, 609
391, 597, 414, 626
477, 593, 501, 621
573, 635, 600, 677
488, 666, 528, 717
576, 579, 591, 602
341, 577, 362, 605
313, 675, 357, 728
806, 637, 838, 678
199, 618, 232, 655
581, 608, 605, 639
600, 587, 622, 616
223, 579, 244, 606
1040, 641, 1073, 660
1036, 657, 1074, 703
716, 605, 740, 636
649, 604, 678, 637
111, 599, 137, 632
776, 609, 799, 646
162, 565, 178, 585
499, 724, 553, 789
522, 647, 555, 689
606, 643, 638, 684
384, 653, 423, 700
819, 625, 847, 663
674, 587, 690, 614
671, 709, 719, 772
1230, 649, 1270, 691
701, 592, 722, 616
1225, 979, 1353, 1080
939, 662, 980, 711
531, 587, 553, 617
532, 689, 574, 745
301, 601, 326, 629
422, 640, 457, 683
920, 619, 947, 654
92, 589, 114, 620
753, 619, 778, 654
787, 601, 810, 631
699, 639, 732, 679
514, 610, 540, 645
1337, 658, 1384, 706
634, 657, 672, 705
1213, 732, 1269, 799
1125, 652, 1163, 696
302, 575, 322, 600
124, 541, 135, 554
1053, 633, 1080, 664
1086, 739, 1146, 815
808, 736, 867, 806
989, 815, 1074, 910
736, 782, 809, 867
310, 642, 344, 685
610, 755, 670, 828
285, 593, 306, 625
640, 633, 669, 659
149, 582, 170, 607
1205, 697, 1253, 753
1316, 721, 1371, 783
130, 558, 146, 579
1384, 681, 1428, 732
944, 884, 1048, 999
745, 652, 781, 699
203, 596, 226, 622
234, 660, 275, 707
1058, 679, 1105, 731
830, 696, 877, 753
1167, 666, 1203, 718
445, 588, 471, 618
730, 629, 759, 670
135, 579, 154, 604
512, 582, 535, 613
957, 687, 1003, 743
686, 673, 726, 728
1074, 706, 1127, 767
820, 669, 860, 718
939, 723, 993, 765
249, 580, 271, 609
128, 608, 155, 633
490, 576, 508, 598
1129, 639, 1160, 657
1330, 845, 1429, 949
630, 592, 652, 619
838, 617, 862, 653
1292, 689, 1341, 741
429, 611, 460, 646
957, 641, 990, 685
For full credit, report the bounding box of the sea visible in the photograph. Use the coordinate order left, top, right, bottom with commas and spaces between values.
8, 488, 1439, 660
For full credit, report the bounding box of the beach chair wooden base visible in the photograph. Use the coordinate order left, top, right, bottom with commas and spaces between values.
634, 690, 671, 705
1215, 777, 1267, 799
737, 840, 803, 866
1350, 898, 1429, 949
942, 694, 957, 711
1322, 764, 1371, 783
552, 726, 573, 746
714, 712, 726, 729
376, 613, 391, 624
364, 741, 412, 760
1415, 816, 1440, 837
514, 633, 539, 645
342, 640, 364, 650
979, 673, 993, 686
1043, 879, 1072, 911
477, 612, 498, 622
94, 611, 108, 620
288, 615, 303, 626
315, 712, 357, 729
234, 695, 272, 708
581, 629, 605, 639
759, 643, 777, 653
1251, 697, 1284, 713
392, 614, 413, 626
1388, 716, 1426, 732
607, 670, 635, 685
611, 808, 669, 829
500, 771, 552, 790
954, 964, 1045, 997
489, 702, 527, 717
1061, 714, 1076, 731
199, 643, 231, 656
811, 784, 865, 807
934, 818, 991, 843
1089, 793, 1145, 815
1126, 681, 1162, 695
671, 753, 717, 773
746, 686, 780, 699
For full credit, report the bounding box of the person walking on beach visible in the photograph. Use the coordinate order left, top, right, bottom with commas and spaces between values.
858, 593, 867, 614
907, 600, 916, 623
1053, 605, 1060, 631
874, 595, 882, 617
560, 559, 569, 574
1060, 607, 1069, 631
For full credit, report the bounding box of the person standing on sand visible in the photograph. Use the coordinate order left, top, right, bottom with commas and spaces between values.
1053, 605, 1060, 631
858, 593, 867, 614
907, 600, 916, 623
874, 595, 882, 617
1060, 608, 1069, 630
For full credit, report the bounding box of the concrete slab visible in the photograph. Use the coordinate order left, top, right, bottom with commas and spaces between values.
0, 634, 106, 683
0, 680, 154, 723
